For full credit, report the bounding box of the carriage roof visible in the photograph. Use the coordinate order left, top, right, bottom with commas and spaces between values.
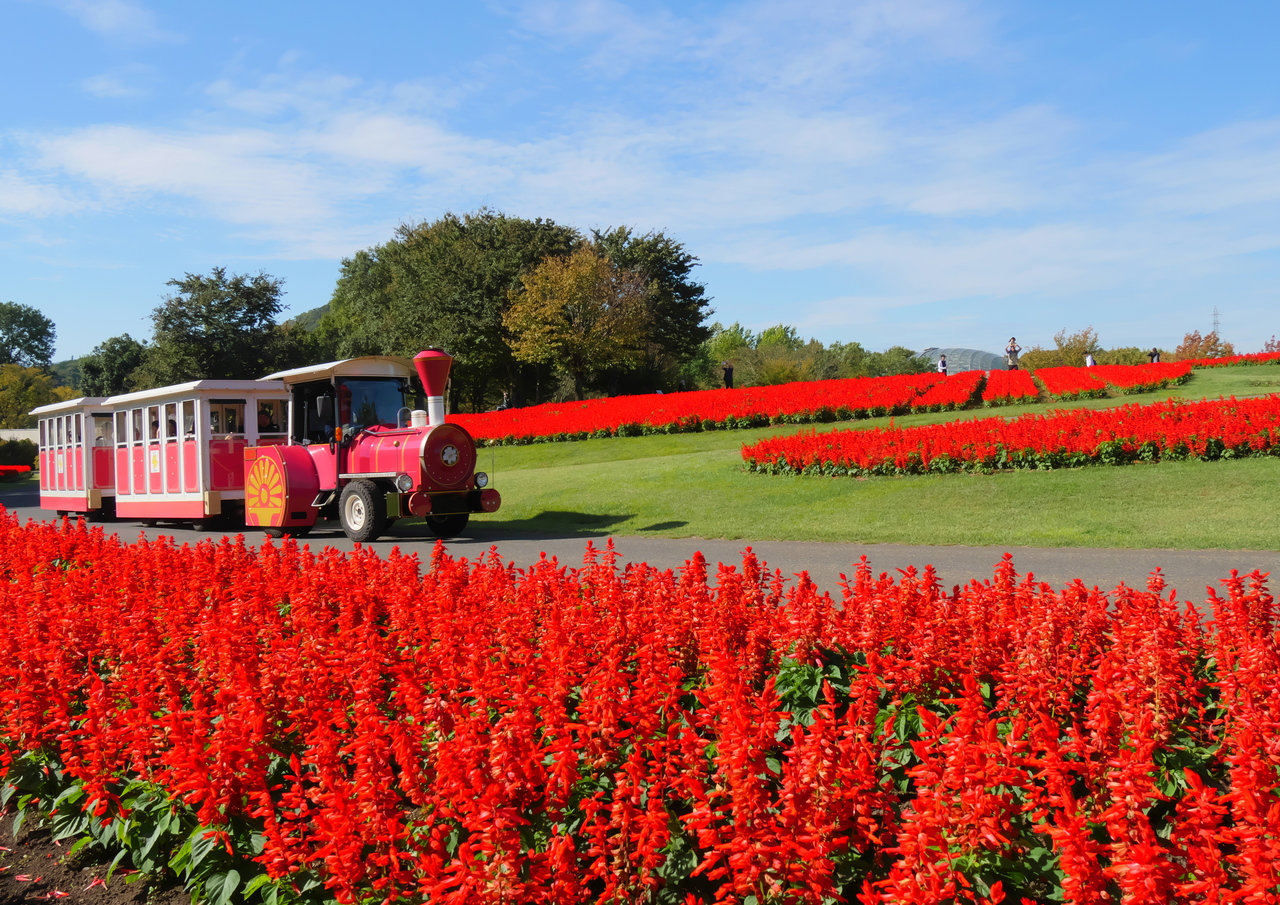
101, 380, 287, 407
31, 397, 109, 415
259, 356, 414, 385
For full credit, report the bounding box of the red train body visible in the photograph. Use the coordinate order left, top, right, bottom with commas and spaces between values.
31, 350, 498, 541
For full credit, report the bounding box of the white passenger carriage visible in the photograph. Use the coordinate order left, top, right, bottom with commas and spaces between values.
100, 380, 289, 521
32, 397, 116, 516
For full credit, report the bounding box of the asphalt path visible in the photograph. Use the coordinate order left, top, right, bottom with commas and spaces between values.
4, 481, 1277, 601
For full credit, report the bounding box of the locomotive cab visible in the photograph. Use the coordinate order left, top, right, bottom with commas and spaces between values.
245, 350, 499, 542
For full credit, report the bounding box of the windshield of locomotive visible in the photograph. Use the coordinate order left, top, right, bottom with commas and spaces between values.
337, 378, 413, 429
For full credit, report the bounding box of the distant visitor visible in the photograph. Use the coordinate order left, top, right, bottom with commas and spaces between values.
1005, 338, 1021, 370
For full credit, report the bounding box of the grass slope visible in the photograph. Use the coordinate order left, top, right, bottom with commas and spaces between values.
476, 366, 1280, 550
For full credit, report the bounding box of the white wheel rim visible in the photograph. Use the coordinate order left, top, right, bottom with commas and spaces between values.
346, 494, 366, 530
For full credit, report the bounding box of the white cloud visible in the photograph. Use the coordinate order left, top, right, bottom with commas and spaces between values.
82, 64, 155, 98
0, 170, 80, 216
41, 0, 182, 43
38, 126, 344, 224
1134, 119, 1280, 213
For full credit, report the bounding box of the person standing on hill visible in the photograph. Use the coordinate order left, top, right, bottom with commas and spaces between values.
937, 354, 948, 376
1148, 348, 1160, 363
1005, 338, 1021, 370
722, 361, 734, 389
1085, 352, 1096, 367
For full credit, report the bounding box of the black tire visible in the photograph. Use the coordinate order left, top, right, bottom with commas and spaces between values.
86, 502, 115, 523
339, 480, 387, 542
262, 525, 312, 539
141, 519, 158, 527
426, 513, 469, 539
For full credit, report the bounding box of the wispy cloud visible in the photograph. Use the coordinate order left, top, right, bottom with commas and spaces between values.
82, 63, 155, 98
40, 0, 182, 43
0, 169, 80, 217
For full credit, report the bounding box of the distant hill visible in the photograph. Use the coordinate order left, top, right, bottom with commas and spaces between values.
287, 304, 329, 331
50, 358, 80, 389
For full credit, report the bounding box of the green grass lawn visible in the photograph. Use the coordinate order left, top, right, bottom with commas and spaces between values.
475, 365, 1280, 550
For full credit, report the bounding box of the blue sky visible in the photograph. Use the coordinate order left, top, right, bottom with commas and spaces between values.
3, 0, 1278, 360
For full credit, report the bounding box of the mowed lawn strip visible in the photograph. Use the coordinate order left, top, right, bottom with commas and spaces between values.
477, 364, 1280, 549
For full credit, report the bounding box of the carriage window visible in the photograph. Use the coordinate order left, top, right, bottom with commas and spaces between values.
94, 416, 113, 447
40, 421, 47, 447
209, 400, 246, 436
163, 403, 177, 442
116, 412, 128, 446
256, 399, 285, 435
75, 414, 82, 445
182, 401, 195, 438
146, 406, 161, 442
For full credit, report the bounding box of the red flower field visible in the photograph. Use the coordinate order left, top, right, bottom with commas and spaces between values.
980, 369, 1039, 406
742, 394, 1280, 476
451, 359, 1235, 445
1090, 361, 1192, 393
1, 514, 1278, 903
450, 372, 948, 443
1032, 366, 1111, 400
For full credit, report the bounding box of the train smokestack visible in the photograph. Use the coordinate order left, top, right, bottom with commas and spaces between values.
414, 349, 452, 427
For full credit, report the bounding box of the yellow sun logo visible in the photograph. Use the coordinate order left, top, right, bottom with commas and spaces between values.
246, 456, 286, 525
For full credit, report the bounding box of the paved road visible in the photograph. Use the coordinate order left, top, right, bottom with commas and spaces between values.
4, 482, 1276, 600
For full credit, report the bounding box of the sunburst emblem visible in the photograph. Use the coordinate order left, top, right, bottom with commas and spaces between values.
246, 456, 286, 525
441, 444, 459, 467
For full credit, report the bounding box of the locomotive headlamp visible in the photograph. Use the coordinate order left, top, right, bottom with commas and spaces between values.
395, 473, 414, 492
474, 471, 489, 488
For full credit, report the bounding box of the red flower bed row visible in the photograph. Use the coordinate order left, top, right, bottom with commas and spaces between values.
981, 369, 1039, 406
450, 372, 949, 443
2, 516, 1279, 903
1184, 351, 1280, 368
1033, 365, 1110, 400
909, 370, 983, 413
742, 394, 1280, 476
1091, 361, 1192, 393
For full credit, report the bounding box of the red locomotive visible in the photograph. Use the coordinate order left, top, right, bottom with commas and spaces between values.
32, 349, 499, 542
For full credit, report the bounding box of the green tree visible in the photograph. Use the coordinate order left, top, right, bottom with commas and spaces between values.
0, 302, 56, 369
1021, 327, 1105, 370
1174, 330, 1234, 361
863, 346, 930, 377
755, 324, 804, 351
0, 365, 75, 428
504, 245, 650, 400
134, 268, 311, 387
322, 210, 580, 410
591, 227, 711, 358
77, 334, 148, 396
826, 341, 869, 377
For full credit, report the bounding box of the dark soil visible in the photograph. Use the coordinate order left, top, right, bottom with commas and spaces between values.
0, 814, 189, 905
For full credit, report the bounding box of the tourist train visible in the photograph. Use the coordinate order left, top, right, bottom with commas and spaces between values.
31, 349, 499, 542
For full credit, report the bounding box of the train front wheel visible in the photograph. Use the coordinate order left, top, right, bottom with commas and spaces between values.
339, 480, 386, 543
426, 513, 469, 539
